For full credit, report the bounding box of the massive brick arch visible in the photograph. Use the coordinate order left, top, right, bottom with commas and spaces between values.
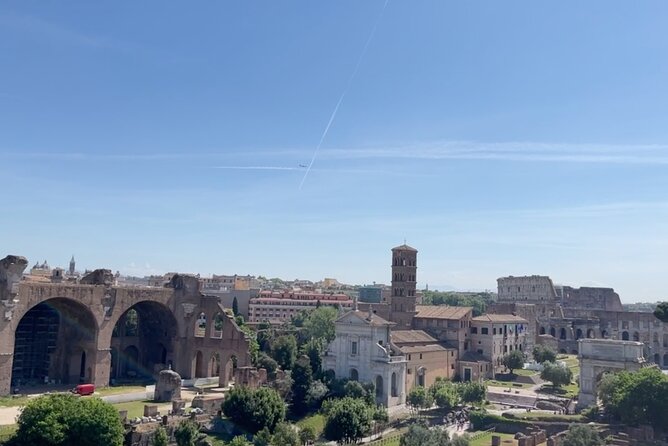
0, 256, 252, 395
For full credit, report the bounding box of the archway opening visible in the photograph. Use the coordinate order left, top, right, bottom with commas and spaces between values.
212, 313, 224, 338
539, 327, 546, 335
622, 331, 629, 341
664, 354, 668, 368
195, 312, 207, 338
194, 351, 206, 378
391, 372, 398, 397
11, 298, 98, 389
350, 368, 359, 381
210, 353, 221, 376
587, 329, 595, 339
549, 327, 556, 337
560, 328, 567, 340
633, 332, 640, 342
110, 301, 177, 384
654, 353, 660, 365
375, 375, 383, 398
576, 329, 583, 340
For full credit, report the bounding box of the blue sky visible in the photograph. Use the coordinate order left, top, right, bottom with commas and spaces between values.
1, 1, 667, 302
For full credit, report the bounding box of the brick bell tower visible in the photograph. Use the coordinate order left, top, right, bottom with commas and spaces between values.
389, 244, 418, 329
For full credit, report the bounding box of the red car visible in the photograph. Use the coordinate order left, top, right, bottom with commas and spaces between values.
72, 384, 95, 396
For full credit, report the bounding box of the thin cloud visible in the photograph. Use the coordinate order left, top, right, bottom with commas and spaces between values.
322, 141, 668, 164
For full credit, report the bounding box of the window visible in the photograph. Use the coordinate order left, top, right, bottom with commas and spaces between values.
504, 345, 508, 353
351, 341, 358, 355
470, 327, 478, 334
493, 328, 497, 335
419, 354, 423, 360
477, 349, 483, 355
481, 327, 488, 335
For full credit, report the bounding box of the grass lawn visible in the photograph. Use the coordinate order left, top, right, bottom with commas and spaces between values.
0, 396, 31, 408
112, 400, 171, 419
0, 424, 17, 443
296, 413, 325, 437
369, 427, 408, 446
514, 369, 538, 377
469, 432, 516, 446
96, 385, 146, 396
536, 383, 578, 399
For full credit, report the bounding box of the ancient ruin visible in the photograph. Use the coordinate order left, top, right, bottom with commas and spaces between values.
0, 254, 251, 396
577, 338, 647, 408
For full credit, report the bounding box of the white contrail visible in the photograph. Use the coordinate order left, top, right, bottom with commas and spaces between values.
299, 0, 390, 190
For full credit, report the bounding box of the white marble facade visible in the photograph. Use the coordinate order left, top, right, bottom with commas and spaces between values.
323, 309, 407, 407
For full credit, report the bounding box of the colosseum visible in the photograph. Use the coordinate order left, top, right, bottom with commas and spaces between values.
491, 275, 668, 367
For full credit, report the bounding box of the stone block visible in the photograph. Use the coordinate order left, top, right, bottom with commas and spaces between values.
144, 405, 159, 417
492, 435, 501, 446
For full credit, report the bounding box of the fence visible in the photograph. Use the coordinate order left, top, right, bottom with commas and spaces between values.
468, 427, 497, 441
369, 431, 404, 445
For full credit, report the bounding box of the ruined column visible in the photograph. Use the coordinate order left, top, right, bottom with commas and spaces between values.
0, 255, 28, 396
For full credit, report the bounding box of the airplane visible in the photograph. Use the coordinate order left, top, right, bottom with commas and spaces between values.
299, 164, 307, 168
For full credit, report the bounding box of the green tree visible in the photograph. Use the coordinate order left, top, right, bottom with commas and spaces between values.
271, 422, 299, 446
272, 335, 298, 370
301, 338, 323, 377
299, 425, 316, 445
457, 382, 486, 404
257, 352, 279, 379
257, 322, 274, 353
291, 356, 313, 415
13, 393, 124, 446
222, 387, 286, 433
174, 420, 200, 446
303, 306, 338, 344
306, 380, 328, 409
501, 350, 526, 376
653, 301, 668, 322
323, 397, 373, 444
152, 426, 169, 446
232, 296, 240, 316
239, 324, 260, 365
407, 386, 434, 416
532, 345, 557, 364
253, 428, 272, 446
399, 422, 456, 446
561, 424, 604, 446
432, 383, 459, 412
597, 367, 668, 429
540, 361, 573, 388
230, 436, 253, 446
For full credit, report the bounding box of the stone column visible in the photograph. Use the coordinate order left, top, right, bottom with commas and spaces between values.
92, 348, 111, 389
0, 353, 14, 396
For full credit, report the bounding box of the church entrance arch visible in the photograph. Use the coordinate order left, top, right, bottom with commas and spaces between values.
577, 339, 646, 409
110, 301, 177, 383
11, 298, 98, 389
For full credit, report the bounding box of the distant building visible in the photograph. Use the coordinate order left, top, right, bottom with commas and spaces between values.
358, 286, 383, 303
248, 290, 353, 324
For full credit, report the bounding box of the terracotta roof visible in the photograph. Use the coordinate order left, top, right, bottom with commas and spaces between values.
414, 305, 472, 320
391, 330, 438, 344
472, 314, 528, 323
392, 244, 417, 252
400, 344, 448, 354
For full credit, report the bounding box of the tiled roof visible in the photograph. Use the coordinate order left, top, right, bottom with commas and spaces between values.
337, 310, 394, 327
391, 330, 438, 344
472, 314, 528, 323
414, 305, 472, 320
399, 344, 448, 354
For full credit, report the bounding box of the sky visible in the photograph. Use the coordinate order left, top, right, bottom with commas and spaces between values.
1, 1, 667, 302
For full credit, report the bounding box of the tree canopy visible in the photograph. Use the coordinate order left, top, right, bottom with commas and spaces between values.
11, 393, 124, 446
222, 386, 286, 433
540, 361, 573, 388
272, 335, 298, 370
400, 422, 469, 446
407, 386, 434, 415
532, 345, 557, 364
561, 424, 604, 446
323, 397, 373, 444
598, 367, 668, 429
421, 291, 494, 317
502, 350, 526, 375
653, 301, 668, 322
